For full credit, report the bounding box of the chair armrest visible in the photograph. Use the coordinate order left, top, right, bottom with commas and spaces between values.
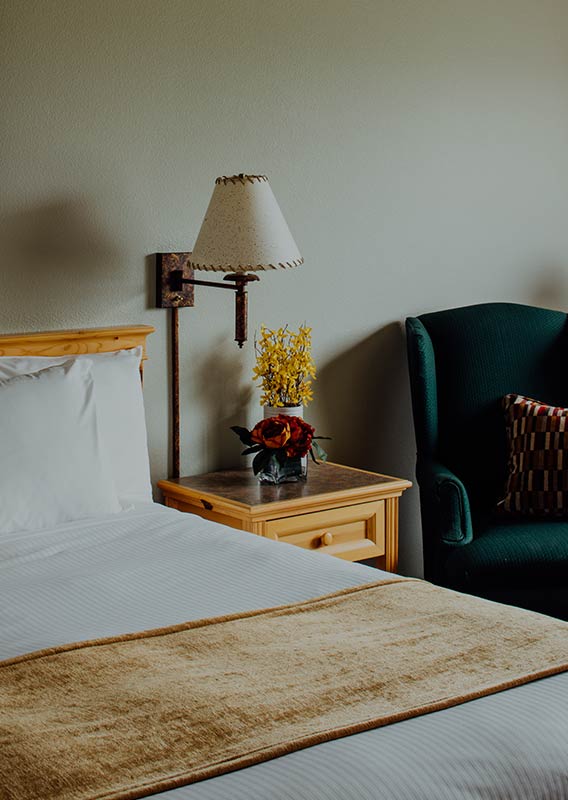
417, 461, 473, 546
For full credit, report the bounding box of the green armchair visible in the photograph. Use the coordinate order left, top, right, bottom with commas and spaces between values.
406, 302, 568, 620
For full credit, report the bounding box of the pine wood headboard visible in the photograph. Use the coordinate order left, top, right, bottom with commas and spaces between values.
0, 325, 155, 376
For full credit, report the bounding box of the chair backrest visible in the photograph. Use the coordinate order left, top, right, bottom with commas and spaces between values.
407, 303, 568, 516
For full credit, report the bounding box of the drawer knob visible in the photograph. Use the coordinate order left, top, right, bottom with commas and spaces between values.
321, 531, 333, 547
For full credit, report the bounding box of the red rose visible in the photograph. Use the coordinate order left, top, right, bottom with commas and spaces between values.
250, 417, 291, 449
285, 416, 315, 458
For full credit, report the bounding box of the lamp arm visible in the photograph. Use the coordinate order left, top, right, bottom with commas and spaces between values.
178, 271, 260, 348
181, 277, 235, 290
157, 256, 262, 348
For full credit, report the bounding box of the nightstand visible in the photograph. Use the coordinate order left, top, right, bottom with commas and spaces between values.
158, 463, 411, 572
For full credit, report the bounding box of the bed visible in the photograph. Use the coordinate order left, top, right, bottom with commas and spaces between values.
1, 326, 567, 800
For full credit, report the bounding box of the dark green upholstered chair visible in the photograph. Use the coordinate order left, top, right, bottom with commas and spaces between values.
406, 302, 568, 620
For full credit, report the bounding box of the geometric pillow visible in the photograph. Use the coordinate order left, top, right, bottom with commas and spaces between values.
501, 393, 568, 515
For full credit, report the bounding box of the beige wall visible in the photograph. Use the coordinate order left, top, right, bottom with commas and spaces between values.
2, 0, 568, 576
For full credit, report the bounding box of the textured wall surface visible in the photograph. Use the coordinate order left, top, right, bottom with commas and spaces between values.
2, 0, 568, 575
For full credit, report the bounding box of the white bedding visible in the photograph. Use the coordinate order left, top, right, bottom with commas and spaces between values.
1, 503, 567, 800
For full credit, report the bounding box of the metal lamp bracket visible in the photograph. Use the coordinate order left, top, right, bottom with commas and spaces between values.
155, 251, 259, 479
156, 252, 195, 308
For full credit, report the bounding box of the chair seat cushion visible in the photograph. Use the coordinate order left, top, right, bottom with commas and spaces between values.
445, 518, 568, 590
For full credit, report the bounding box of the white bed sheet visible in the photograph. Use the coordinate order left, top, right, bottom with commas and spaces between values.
1, 503, 567, 800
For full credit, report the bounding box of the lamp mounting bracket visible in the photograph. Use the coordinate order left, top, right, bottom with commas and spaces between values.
156, 252, 195, 308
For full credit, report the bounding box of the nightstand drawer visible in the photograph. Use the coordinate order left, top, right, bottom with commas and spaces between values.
264, 501, 385, 561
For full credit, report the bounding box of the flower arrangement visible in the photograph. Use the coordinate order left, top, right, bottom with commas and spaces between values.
231, 415, 328, 484
253, 324, 316, 408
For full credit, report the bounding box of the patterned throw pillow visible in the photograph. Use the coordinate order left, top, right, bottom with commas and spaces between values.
501, 393, 568, 515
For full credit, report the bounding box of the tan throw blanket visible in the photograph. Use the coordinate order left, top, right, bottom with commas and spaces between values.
2, 578, 568, 800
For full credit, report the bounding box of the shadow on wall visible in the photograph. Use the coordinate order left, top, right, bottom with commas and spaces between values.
0, 197, 122, 326
528, 263, 568, 311
194, 339, 253, 470
145, 254, 159, 310
316, 323, 421, 576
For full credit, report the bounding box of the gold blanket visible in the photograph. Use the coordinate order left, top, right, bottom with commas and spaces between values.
2, 578, 567, 800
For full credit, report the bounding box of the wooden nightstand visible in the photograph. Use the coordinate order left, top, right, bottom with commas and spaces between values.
158, 463, 411, 572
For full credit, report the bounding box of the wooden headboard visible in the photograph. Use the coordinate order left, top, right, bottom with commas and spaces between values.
0, 325, 155, 376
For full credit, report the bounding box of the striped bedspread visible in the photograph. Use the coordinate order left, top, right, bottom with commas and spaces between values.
1, 503, 567, 800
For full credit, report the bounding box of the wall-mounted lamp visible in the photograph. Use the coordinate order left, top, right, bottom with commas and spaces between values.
156, 173, 303, 476
157, 173, 303, 347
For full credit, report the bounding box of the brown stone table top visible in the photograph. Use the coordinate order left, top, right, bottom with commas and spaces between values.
160, 462, 411, 511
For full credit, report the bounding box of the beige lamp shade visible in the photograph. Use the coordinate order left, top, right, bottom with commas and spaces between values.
189, 174, 303, 272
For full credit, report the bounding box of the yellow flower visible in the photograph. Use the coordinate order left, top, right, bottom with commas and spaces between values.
253, 324, 316, 407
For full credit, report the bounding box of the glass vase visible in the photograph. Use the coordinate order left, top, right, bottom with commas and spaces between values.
257, 452, 308, 485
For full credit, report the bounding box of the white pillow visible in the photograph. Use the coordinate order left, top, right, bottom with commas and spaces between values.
0, 348, 152, 503
0, 360, 121, 534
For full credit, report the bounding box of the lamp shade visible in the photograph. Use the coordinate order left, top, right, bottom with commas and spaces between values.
189, 174, 303, 272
